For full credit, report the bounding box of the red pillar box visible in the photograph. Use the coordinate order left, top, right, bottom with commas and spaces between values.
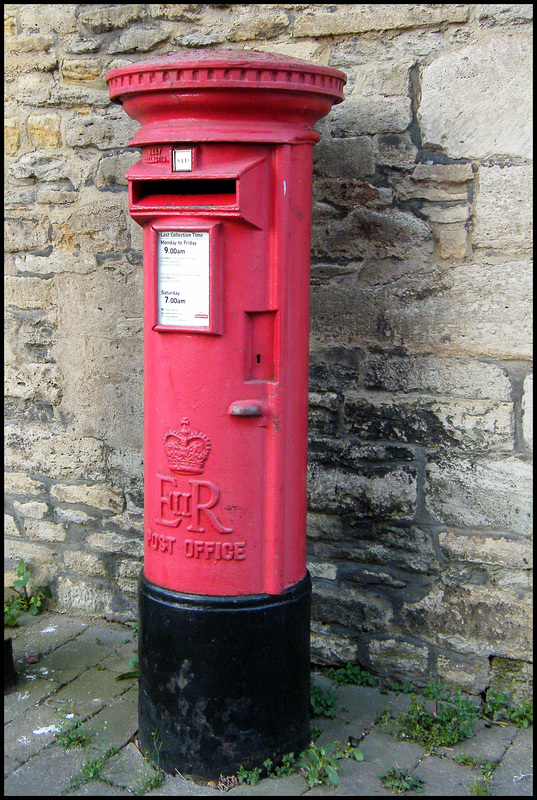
106, 50, 345, 778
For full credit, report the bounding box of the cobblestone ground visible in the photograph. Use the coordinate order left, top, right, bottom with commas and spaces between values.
4, 612, 533, 796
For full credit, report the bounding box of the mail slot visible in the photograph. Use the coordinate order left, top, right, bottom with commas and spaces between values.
106, 49, 345, 779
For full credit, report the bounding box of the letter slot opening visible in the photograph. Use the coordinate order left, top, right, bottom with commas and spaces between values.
132, 178, 237, 207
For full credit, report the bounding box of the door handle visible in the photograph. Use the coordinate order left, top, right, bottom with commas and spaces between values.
228, 400, 269, 426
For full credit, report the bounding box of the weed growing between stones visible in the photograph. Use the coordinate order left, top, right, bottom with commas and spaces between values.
391, 688, 480, 750
4, 559, 51, 626
54, 713, 93, 749
379, 766, 425, 795
310, 682, 337, 717
326, 661, 378, 686
68, 746, 119, 791
234, 742, 364, 789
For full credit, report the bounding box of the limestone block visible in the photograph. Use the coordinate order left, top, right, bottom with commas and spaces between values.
4, 472, 46, 498
363, 353, 512, 400
488, 657, 533, 707
94, 151, 140, 189
60, 58, 103, 83
401, 584, 532, 660
106, 26, 171, 54
311, 206, 432, 264
373, 132, 418, 168
55, 577, 116, 614
4, 423, 106, 481
5, 51, 58, 78
308, 461, 417, 520
306, 512, 344, 541
7, 33, 54, 52
310, 260, 533, 359
425, 456, 533, 535
312, 581, 394, 632
477, 5, 534, 28
421, 204, 470, 224
4, 277, 54, 310
310, 523, 441, 575
24, 520, 66, 542
5, 72, 55, 106
15, 252, 98, 276
115, 559, 143, 593
439, 530, 532, 569
329, 95, 412, 136
4, 363, 63, 405
36, 187, 78, 206
396, 164, 474, 202
4, 218, 49, 254
51, 195, 129, 253
352, 61, 411, 97
436, 653, 491, 695
310, 621, 358, 664
344, 392, 514, 452
522, 374, 533, 451
5, 515, 21, 538
63, 551, 107, 578
313, 136, 375, 179
13, 501, 48, 519
368, 639, 429, 677
27, 114, 61, 148
294, 5, 468, 37
4, 118, 20, 155
149, 5, 205, 21
56, 507, 93, 524
50, 267, 143, 450
87, 532, 143, 558
50, 84, 110, 109
419, 34, 533, 159
65, 113, 139, 150
4, 538, 58, 567
307, 559, 338, 581
227, 7, 290, 41
77, 5, 146, 33
50, 483, 125, 513
9, 152, 93, 190
473, 165, 533, 252
18, 4, 78, 34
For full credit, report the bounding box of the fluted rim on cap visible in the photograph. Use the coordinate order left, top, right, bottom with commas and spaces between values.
105, 48, 346, 104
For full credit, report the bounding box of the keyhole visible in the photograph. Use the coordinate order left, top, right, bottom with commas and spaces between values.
256, 354, 261, 364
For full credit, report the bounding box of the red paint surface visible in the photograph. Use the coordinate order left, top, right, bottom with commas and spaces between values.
106, 51, 345, 596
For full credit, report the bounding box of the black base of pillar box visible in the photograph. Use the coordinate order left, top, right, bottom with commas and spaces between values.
138, 572, 312, 778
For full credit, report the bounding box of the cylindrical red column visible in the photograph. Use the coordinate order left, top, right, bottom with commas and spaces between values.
106, 49, 345, 778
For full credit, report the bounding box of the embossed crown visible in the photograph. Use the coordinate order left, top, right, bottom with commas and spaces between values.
164, 418, 211, 475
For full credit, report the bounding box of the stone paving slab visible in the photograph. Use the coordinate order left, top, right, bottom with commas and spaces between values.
66, 781, 134, 796
436, 718, 517, 764
303, 755, 392, 796
4, 612, 533, 798
100, 742, 155, 794
4, 676, 61, 724
4, 703, 64, 762
411, 753, 482, 796
44, 667, 136, 718
489, 726, 534, 796
77, 696, 139, 753
4, 743, 90, 796
7, 612, 89, 656
226, 773, 310, 795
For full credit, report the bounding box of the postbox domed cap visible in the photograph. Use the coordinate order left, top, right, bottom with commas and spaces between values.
105, 48, 346, 145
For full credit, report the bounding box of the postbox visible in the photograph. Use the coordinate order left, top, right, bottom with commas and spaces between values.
106, 49, 345, 778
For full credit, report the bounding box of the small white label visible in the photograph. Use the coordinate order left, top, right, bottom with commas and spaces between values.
158, 231, 210, 327
172, 149, 192, 172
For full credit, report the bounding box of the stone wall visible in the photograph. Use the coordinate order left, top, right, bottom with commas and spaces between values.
4, 4, 533, 700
